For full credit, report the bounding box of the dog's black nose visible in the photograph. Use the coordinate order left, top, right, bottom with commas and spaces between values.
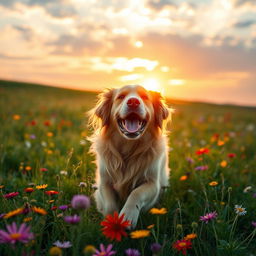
127, 97, 140, 108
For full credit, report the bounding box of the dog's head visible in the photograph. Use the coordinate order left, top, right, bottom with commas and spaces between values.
91, 85, 170, 140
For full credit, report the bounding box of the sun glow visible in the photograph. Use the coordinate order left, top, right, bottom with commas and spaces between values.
143, 78, 162, 93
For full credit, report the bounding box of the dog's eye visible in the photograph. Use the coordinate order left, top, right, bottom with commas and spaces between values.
117, 94, 125, 100
141, 94, 149, 100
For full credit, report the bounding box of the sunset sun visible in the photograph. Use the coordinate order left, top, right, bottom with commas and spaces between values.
143, 78, 162, 93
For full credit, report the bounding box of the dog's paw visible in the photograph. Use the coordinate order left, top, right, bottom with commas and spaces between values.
120, 206, 140, 229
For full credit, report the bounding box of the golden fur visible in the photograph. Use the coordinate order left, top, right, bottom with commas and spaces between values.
88, 85, 171, 227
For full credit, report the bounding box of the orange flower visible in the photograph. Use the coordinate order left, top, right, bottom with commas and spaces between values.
149, 208, 167, 215
25, 166, 32, 171
220, 160, 227, 167
45, 190, 59, 196
184, 233, 197, 240
24, 187, 34, 193
32, 206, 47, 215
47, 132, 53, 137
209, 181, 218, 186
4, 208, 24, 219
130, 230, 150, 239
13, 114, 21, 120
180, 175, 188, 181
36, 184, 48, 190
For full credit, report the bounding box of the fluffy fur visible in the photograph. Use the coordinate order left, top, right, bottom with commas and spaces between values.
88, 85, 171, 227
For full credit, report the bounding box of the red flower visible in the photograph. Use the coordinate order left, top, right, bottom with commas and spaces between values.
30, 120, 36, 126
45, 190, 59, 195
196, 148, 210, 155
173, 239, 192, 255
101, 211, 131, 241
51, 206, 57, 211
228, 153, 236, 158
24, 187, 34, 193
40, 168, 48, 172
44, 120, 51, 126
3, 192, 19, 199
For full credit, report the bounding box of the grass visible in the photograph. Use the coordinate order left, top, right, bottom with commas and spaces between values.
0, 79, 256, 256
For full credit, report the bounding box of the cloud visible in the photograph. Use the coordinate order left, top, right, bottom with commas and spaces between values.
147, 0, 177, 10
12, 25, 34, 41
233, 20, 256, 28
232, 0, 256, 7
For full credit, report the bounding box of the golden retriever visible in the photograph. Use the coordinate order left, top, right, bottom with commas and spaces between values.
89, 85, 170, 228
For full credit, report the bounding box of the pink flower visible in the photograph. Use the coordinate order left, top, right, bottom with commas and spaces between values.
71, 195, 90, 210
64, 215, 80, 224
200, 211, 217, 223
93, 244, 116, 256
3, 192, 19, 199
0, 222, 34, 245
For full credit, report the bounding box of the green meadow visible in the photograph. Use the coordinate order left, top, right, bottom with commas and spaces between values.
0, 80, 256, 256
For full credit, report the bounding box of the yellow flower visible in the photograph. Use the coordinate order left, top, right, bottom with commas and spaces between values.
48, 200, 55, 204
130, 230, 150, 239
32, 206, 47, 215
147, 224, 155, 229
36, 184, 48, 190
83, 245, 96, 254
47, 132, 53, 137
4, 208, 24, 219
180, 175, 188, 181
220, 201, 225, 206
13, 114, 21, 120
49, 246, 62, 256
25, 166, 32, 171
220, 160, 227, 167
184, 233, 197, 240
209, 181, 218, 186
23, 217, 33, 222
149, 208, 167, 215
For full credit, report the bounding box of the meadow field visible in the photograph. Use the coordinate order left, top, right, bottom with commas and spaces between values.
0, 80, 256, 256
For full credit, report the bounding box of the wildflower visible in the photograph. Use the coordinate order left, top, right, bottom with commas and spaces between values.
185, 157, 194, 164
147, 224, 155, 229
173, 239, 192, 255
243, 186, 252, 193
3, 192, 19, 199
93, 244, 116, 256
0, 185, 4, 189
130, 230, 150, 239
200, 211, 217, 223
71, 195, 90, 210
60, 170, 68, 175
44, 120, 51, 126
84, 245, 96, 254
53, 240, 72, 248
13, 114, 21, 120
184, 233, 197, 240
150, 243, 162, 254
209, 181, 218, 186
101, 212, 130, 241
59, 205, 69, 211
51, 206, 58, 211
234, 205, 247, 216
180, 175, 188, 181
25, 166, 32, 171
220, 160, 227, 167
79, 182, 87, 187
125, 248, 140, 256
194, 165, 208, 171
45, 190, 59, 196
47, 132, 53, 137
196, 148, 210, 155
0, 222, 34, 244
49, 246, 62, 256
31, 206, 47, 215
149, 208, 167, 215
40, 168, 48, 172
49, 200, 55, 204
23, 217, 32, 222
217, 140, 225, 146
228, 153, 236, 158
3, 208, 24, 219
64, 215, 80, 224
252, 222, 256, 228
36, 184, 48, 190
24, 187, 34, 193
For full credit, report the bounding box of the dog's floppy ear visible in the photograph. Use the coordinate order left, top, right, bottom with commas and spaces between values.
94, 89, 114, 127
150, 91, 169, 128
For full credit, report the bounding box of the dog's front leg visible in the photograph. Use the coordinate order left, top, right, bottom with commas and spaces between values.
120, 181, 160, 228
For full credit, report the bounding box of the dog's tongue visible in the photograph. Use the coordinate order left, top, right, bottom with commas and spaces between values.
124, 119, 141, 133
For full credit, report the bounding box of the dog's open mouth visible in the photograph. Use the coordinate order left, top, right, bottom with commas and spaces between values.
117, 113, 147, 138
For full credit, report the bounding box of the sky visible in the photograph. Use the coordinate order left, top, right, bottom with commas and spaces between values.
0, 0, 256, 106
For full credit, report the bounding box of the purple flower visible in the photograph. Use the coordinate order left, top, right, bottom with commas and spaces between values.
59, 205, 69, 211
30, 134, 36, 139
0, 213, 5, 219
200, 211, 217, 223
125, 248, 140, 256
64, 215, 80, 224
252, 193, 256, 198
0, 222, 34, 244
252, 221, 256, 228
53, 240, 72, 248
150, 243, 162, 253
186, 157, 194, 164
71, 195, 90, 210
93, 244, 116, 256
194, 165, 208, 171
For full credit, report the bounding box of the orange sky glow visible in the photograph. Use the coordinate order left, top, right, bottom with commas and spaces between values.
0, 0, 256, 106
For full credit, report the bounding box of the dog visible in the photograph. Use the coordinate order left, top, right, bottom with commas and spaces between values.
89, 85, 170, 228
